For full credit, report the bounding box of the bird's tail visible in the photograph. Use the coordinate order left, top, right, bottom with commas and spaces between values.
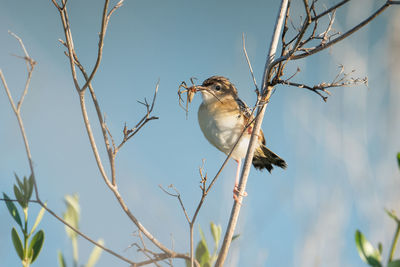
252, 145, 287, 173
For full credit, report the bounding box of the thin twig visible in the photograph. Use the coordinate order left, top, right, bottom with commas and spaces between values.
116, 81, 159, 152
312, 0, 349, 21
242, 33, 259, 92
159, 185, 191, 224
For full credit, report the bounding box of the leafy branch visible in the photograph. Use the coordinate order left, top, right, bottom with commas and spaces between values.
2, 175, 45, 267
355, 154, 400, 267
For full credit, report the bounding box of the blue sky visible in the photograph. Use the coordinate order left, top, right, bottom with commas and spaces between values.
1, 0, 400, 266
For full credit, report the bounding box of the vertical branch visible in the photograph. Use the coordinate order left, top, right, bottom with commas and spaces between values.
214, 1, 289, 266
0, 33, 39, 201
242, 33, 259, 92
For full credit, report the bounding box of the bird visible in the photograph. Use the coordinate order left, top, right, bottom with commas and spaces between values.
192, 76, 287, 200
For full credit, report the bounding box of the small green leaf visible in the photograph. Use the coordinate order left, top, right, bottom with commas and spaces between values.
378, 242, 382, 255
355, 230, 381, 266
29, 230, 45, 263
199, 225, 207, 246
210, 222, 221, 248
196, 225, 210, 266
232, 234, 240, 242
365, 256, 382, 267
30, 204, 46, 236
14, 185, 27, 209
63, 209, 79, 239
86, 239, 104, 267
58, 251, 67, 267
23, 176, 29, 195
14, 173, 24, 191
195, 240, 210, 266
388, 259, 400, 267
396, 152, 400, 170
63, 194, 80, 240
385, 209, 400, 223
64, 194, 80, 216
27, 174, 34, 201
11, 227, 24, 260
63, 194, 80, 239
3, 193, 22, 228
185, 259, 190, 267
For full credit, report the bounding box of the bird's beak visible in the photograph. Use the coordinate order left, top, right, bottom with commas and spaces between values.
188, 85, 207, 92
185, 85, 205, 103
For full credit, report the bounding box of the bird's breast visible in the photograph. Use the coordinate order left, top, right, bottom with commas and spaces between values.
198, 101, 249, 159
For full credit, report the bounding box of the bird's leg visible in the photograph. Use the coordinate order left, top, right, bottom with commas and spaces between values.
233, 159, 247, 202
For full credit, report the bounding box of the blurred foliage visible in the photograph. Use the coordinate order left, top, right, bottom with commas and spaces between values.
58, 193, 104, 267
2, 174, 45, 267
355, 153, 400, 267
186, 222, 239, 267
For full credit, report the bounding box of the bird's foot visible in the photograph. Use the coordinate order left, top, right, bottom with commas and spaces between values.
233, 185, 248, 204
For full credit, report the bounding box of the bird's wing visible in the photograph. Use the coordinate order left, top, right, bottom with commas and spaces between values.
235, 97, 253, 119
235, 97, 266, 145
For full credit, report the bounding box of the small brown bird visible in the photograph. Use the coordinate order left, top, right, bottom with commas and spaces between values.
193, 76, 287, 199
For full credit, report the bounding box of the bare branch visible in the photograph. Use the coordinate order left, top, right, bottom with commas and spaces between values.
277, 65, 367, 101
274, 0, 397, 64
312, 0, 349, 21
108, 0, 124, 19
159, 185, 191, 224
303, 0, 312, 23
6, 31, 37, 112
1, 33, 39, 201
242, 33, 259, 92
116, 81, 159, 152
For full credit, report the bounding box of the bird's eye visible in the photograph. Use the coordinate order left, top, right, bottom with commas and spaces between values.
215, 85, 221, 91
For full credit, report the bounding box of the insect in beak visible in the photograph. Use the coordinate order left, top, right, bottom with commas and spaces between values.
178, 77, 201, 117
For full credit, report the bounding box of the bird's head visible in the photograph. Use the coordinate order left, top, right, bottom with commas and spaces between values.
193, 76, 238, 104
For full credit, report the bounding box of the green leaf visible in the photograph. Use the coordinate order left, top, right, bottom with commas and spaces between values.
23, 176, 29, 196
355, 230, 382, 266
63, 194, 80, 239
396, 152, 400, 170
30, 204, 46, 236
232, 234, 240, 242
11, 227, 24, 260
210, 222, 221, 248
195, 240, 210, 267
385, 209, 400, 223
365, 256, 382, 267
27, 174, 34, 201
199, 226, 207, 246
196, 226, 210, 266
378, 242, 382, 255
14, 173, 24, 191
85, 239, 104, 267
29, 230, 44, 263
185, 259, 190, 267
64, 194, 80, 216
388, 259, 400, 267
14, 185, 27, 209
58, 251, 67, 267
3, 193, 23, 228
